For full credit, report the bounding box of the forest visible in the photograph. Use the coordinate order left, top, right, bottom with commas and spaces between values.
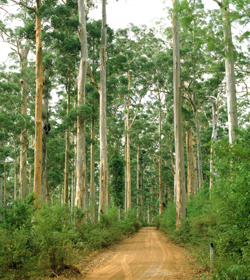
0, 0, 250, 279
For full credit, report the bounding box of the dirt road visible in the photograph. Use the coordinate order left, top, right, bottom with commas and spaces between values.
80, 227, 203, 280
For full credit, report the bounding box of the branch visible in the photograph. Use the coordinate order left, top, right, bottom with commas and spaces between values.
206, 95, 217, 101
0, 26, 13, 39
10, 0, 36, 13
163, 158, 174, 176
113, 104, 118, 117
0, 6, 10, 14
183, 89, 196, 111
149, 153, 159, 171
87, 63, 100, 93
213, 0, 222, 8
10, 47, 18, 54
129, 97, 142, 129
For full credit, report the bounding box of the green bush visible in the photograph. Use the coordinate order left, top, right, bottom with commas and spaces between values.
0, 199, 142, 279
33, 204, 76, 273
158, 128, 250, 279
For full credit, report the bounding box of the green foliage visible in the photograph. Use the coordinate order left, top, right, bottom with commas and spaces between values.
159, 128, 250, 279
0, 203, 142, 279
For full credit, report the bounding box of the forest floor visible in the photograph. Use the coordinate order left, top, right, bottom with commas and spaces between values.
51, 227, 209, 280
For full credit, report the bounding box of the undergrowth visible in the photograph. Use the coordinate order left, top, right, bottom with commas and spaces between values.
0, 200, 142, 279
157, 128, 250, 280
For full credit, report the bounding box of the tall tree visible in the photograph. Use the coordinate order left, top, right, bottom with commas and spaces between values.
75, 0, 88, 212
99, 0, 108, 214
172, 0, 186, 228
214, 0, 238, 143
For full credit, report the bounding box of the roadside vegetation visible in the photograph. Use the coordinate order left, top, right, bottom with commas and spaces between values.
0, 203, 142, 279
157, 128, 250, 280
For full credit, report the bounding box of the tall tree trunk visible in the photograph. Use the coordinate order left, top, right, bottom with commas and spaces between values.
19, 41, 30, 200
186, 128, 195, 200
19, 78, 28, 199
73, 100, 77, 211
136, 146, 140, 218
90, 115, 95, 222
71, 170, 74, 212
14, 144, 17, 200
221, 0, 238, 144
147, 205, 150, 223
0, 176, 2, 220
124, 98, 127, 212
195, 110, 203, 189
173, 0, 187, 229
126, 71, 131, 210
210, 101, 218, 191
99, 0, 108, 215
64, 86, 70, 204
29, 135, 33, 194
75, 0, 88, 212
42, 66, 51, 202
3, 158, 7, 208
46, 179, 49, 203
34, 0, 43, 206
140, 169, 144, 220
159, 100, 163, 215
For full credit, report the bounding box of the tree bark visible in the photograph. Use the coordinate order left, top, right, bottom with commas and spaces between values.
159, 99, 163, 215
72, 100, 77, 211
186, 128, 195, 199
137, 146, 140, 218
124, 98, 128, 212
126, 98, 131, 210
210, 101, 219, 191
64, 85, 70, 204
46, 179, 49, 203
221, 0, 238, 144
3, 158, 7, 208
195, 110, 203, 189
14, 144, 17, 200
42, 66, 51, 202
173, 0, 187, 229
29, 135, 33, 194
75, 0, 88, 212
99, 0, 108, 215
90, 115, 95, 222
140, 168, 144, 220
19, 41, 30, 200
33, 0, 43, 206
0, 176, 2, 220
71, 170, 74, 211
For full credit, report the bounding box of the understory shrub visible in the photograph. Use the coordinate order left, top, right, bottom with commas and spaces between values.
0, 203, 142, 279
159, 128, 250, 280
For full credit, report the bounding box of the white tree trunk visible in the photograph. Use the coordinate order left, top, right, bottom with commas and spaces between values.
137, 146, 140, 218
90, 116, 96, 222
173, 0, 187, 229
19, 42, 30, 200
195, 110, 203, 189
75, 0, 88, 212
14, 146, 17, 200
159, 101, 163, 215
99, 0, 108, 214
210, 101, 219, 191
124, 97, 128, 212
221, 1, 238, 144
64, 88, 70, 204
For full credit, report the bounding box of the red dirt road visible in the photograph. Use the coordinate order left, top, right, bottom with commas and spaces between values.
80, 227, 203, 280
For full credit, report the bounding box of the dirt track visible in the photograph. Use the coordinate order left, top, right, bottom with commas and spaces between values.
80, 227, 203, 280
